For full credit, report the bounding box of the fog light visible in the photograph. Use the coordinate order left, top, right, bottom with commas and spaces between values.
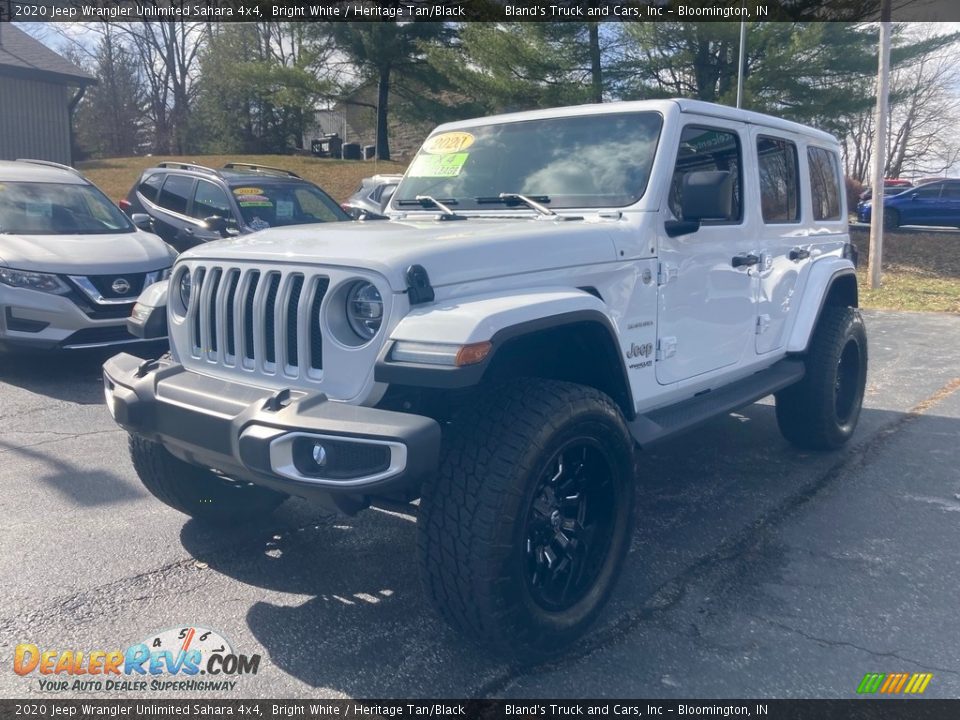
311, 442, 327, 467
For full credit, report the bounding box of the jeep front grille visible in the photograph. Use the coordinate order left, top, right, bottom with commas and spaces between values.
186, 265, 330, 376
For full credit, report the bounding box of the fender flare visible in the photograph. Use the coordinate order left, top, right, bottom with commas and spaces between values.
785, 259, 858, 354
375, 288, 633, 413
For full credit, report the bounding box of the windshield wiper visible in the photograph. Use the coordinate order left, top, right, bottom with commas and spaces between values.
476, 193, 556, 217
397, 195, 464, 221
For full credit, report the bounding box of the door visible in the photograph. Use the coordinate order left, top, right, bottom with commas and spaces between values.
656, 122, 758, 385
754, 133, 806, 355
900, 182, 942, 225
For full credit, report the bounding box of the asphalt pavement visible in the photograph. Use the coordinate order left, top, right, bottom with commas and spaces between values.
1, 310, 959, 700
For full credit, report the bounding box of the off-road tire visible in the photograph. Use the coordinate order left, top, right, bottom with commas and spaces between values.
775, 306, 867, 450
884, 209, 900, 230
129, 435, 286, 524
417, 379, 636, 661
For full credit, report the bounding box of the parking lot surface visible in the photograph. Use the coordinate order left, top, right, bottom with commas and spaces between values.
1, 310, 959, 699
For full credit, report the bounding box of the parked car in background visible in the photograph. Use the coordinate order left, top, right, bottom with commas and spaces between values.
0, 160, 174, 351
857, 178, 912, 205
342, 173, 404, 218
857, 178, 960, 228
120, 162, 351, 253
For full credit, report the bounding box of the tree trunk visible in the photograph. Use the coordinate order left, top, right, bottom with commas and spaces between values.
588, 23, 602, 103
376, 66, 391, 161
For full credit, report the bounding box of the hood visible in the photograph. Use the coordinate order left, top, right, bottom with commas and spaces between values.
180, 217, 620, 291
0, 230, 175, 274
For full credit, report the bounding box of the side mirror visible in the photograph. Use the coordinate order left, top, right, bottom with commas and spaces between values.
131, 213, 155, 233
665, 170, 734, 238
202, 215, 230, 236
911, 192, 919, 200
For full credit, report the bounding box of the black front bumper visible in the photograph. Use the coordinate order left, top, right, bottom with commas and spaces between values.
103, 353, 440, 505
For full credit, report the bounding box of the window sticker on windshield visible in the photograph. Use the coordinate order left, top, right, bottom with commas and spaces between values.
409, 152, 469, 178
25, 201, 52, 218
422, 131, 474, 155
233, 187, 264, 196
238, 200, 273, 208
275, 200, 294, 218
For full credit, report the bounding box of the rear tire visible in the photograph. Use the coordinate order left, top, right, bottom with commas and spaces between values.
775, 306, 867, 450
417, 379, 636, 662
129, 435, 286, 524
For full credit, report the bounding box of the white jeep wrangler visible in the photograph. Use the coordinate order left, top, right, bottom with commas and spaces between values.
104, 99, 866, 660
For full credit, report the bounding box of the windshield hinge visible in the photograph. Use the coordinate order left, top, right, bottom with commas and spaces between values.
406, 264, 435, 305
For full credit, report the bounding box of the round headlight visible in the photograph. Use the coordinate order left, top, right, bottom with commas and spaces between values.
345, 282, 383, 340
178, 270, 192, 309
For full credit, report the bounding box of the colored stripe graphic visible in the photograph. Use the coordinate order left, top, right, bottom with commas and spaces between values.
858, 674, 886, 694
858, 673, 932, 694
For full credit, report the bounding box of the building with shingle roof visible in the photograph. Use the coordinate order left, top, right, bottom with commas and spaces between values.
0, 23, 96, 166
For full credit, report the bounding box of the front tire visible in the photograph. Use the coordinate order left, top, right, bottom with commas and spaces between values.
129, 435, 286, 524
775, 306, 867, 450
417, 379, 636, 661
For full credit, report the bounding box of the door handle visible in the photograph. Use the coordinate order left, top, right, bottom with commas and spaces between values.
732, 253, 760, 268
789, 247, 810, 261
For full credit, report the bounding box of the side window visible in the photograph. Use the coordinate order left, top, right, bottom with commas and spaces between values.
757, 136, 800, 223
914, 183, 942, 199
670, 125, 742, 223
191, 180, 232, 220
157, 175, 194, 216
943, 183, 960, 198
138, 174, 164, 204
807, 147, 842, 221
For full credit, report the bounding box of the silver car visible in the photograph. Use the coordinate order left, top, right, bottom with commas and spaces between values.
342, 173, 403, 218
0, 160, 175, 351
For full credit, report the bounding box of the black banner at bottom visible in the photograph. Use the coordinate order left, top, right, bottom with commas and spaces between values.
2, 699, 960, 720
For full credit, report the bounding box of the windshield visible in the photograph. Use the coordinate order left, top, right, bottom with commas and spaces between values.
0, 181, 133, 235
230, 182, 349, 230
394, 112, 663, 210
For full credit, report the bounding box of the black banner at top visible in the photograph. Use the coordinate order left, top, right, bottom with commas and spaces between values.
1, 0, 959, 23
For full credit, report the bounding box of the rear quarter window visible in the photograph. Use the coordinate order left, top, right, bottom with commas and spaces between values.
157, 175, 194, 216
138, 174, 164, 204
807, 147, 842, 221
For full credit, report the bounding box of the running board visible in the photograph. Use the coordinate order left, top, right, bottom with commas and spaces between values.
628, 358, 805, 447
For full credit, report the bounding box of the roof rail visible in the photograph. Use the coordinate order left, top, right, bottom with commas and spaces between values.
155, 161, 221, 176
15, 159, 83, 177
222, 162, 301, 179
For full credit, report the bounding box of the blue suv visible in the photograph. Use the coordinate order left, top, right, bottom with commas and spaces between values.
858, 179, 960, 229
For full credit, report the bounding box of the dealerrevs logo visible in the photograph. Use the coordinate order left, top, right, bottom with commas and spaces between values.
14, 626, 260, 693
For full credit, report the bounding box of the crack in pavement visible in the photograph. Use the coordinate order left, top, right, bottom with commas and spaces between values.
755, 616, 960, 677
475, 376, 960, 697
0, 429, 123, 455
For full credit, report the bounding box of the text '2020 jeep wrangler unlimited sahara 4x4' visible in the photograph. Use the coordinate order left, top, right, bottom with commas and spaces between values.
103, 99, 866, 660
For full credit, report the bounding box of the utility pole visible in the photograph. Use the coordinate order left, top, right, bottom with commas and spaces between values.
868, 0, 892, 289
736, 21, 747, 108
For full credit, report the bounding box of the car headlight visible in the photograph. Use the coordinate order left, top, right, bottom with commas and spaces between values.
0, 266, 70, 294
345, 281, 383, 340
178, 269, 192, 308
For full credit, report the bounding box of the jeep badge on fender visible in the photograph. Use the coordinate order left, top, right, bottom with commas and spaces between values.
104, 99, 866, 662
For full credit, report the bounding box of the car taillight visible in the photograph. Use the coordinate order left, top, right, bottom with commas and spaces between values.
118, 198, 132, 211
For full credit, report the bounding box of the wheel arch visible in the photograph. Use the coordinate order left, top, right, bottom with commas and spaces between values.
376, 290, 635, 420
786, 261, 859, 354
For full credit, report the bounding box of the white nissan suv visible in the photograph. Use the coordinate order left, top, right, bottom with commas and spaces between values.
104, 100, 866, 660
0, 160, 175, 351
